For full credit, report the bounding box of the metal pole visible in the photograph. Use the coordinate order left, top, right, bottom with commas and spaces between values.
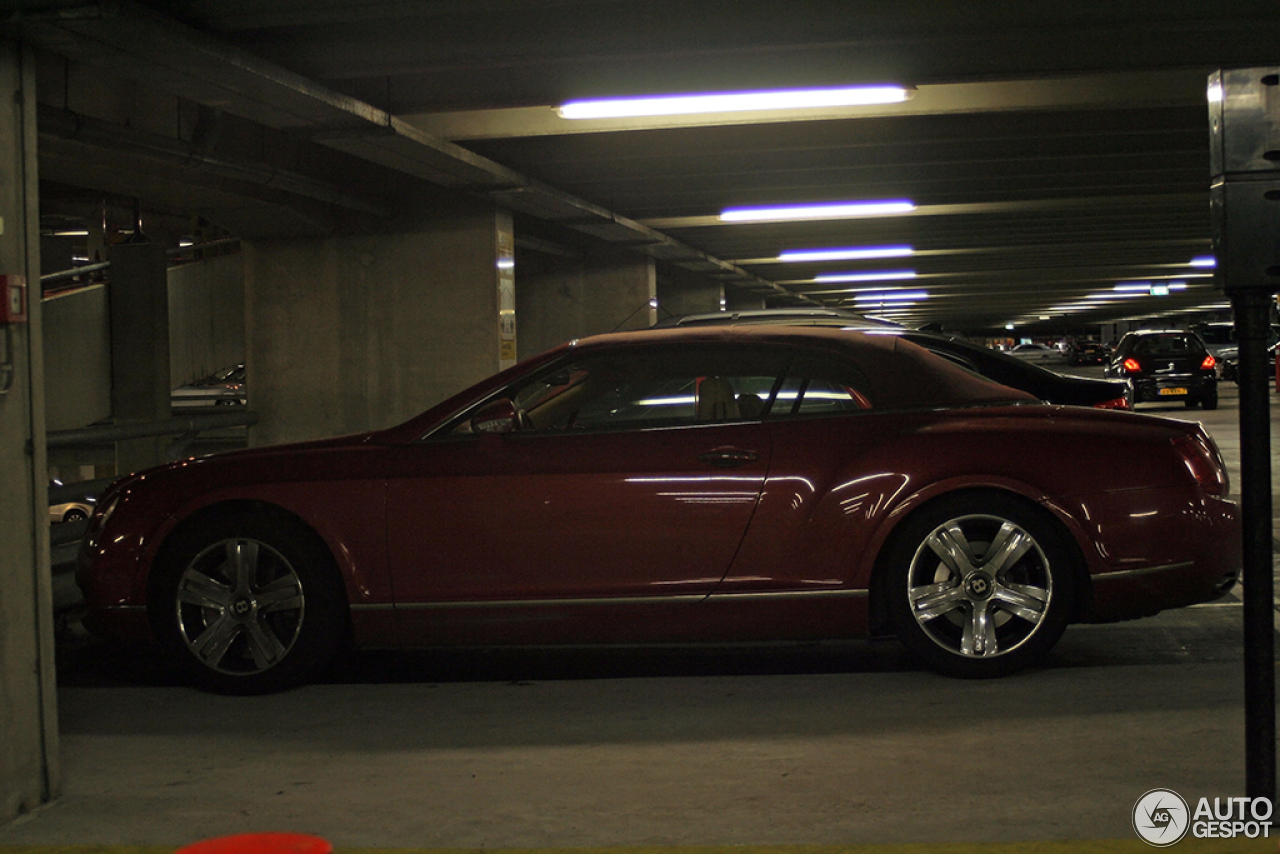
1232, 290, 1277, 807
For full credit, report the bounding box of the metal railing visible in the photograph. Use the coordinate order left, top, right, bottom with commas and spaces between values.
40, 236, 242, 286
46, 408, 257, 462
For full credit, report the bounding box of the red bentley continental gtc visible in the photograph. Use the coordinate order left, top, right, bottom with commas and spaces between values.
77, 326, 1241, 693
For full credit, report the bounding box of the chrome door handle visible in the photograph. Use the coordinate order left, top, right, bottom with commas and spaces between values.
697, 447, 760, 467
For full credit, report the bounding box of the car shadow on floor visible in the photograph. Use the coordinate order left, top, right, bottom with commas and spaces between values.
52, 597, 1246, 691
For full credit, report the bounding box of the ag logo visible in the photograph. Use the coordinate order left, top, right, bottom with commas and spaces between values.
1133, 788, 1190, 846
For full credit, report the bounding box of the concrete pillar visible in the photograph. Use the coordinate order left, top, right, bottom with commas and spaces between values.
656, 273, 724, 320
168, 251, 245, 387
517, 248, 656, 359
244, 204, 515, 446
0, 39, 59, 827
107, 241, 170, 474
726, 286, 767, 311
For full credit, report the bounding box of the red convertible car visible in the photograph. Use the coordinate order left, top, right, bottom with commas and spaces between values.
77, 326, 1241, 693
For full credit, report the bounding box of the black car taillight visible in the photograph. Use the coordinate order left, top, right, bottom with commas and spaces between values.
1122, 357, 1141, 374
1171, 433, 1229, 496
1200, 354, 1216, 371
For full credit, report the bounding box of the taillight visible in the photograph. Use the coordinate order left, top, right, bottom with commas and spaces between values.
1170, 433, 1229, 496
1201, 354, 1216, 371
1122, 357, 1141, 374
1093, 396, 1131, 410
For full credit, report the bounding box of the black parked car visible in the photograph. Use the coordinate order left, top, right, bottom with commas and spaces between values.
1105, 330, 1218, 410
1067, 340, 1109, 366
655, 310, 1131, 409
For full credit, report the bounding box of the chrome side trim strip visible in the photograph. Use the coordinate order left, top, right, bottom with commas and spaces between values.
1092, 561, 1194, 582
707, 589, 869, 603
351, 588, 869, 612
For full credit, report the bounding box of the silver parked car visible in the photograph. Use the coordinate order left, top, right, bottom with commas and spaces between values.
171, 363, 246, 408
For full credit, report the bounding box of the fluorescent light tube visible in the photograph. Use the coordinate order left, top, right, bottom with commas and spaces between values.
720, 200, 916, 222
558, 86, 910, 119
853, 290, 928, 302
814, 270, 918, 284
779, 245, 914, 263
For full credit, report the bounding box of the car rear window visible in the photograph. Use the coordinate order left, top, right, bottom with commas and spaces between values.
1131, 335, 1205, 357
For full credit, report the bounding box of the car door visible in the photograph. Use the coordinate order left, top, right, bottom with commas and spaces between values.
382, 344, 783, 638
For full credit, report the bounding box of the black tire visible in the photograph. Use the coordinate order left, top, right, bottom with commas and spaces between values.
1183, 398, 1199, 409
63, 508, 88, 523
883, 492, 1077, 678
149, 510, 348, 694
1201, 390, 1219, 411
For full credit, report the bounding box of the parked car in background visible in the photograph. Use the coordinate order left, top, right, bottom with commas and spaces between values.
1192, 322, 1237, 361
171, 363, 246, 409
1006, 343, 1062, 364
1067, 340, 1109, 366
657, 311, 1130, 409
1105, 330, 1218, 410
1210, 324, 1280, 382
49, 477, 97, 524
78, 326, 1237, 694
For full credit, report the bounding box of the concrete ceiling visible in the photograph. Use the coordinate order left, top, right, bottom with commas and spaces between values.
8, 0, 1280, 334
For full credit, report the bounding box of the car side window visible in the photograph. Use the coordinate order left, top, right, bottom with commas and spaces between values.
453, 347, 788, 435
770, 356, 873, 417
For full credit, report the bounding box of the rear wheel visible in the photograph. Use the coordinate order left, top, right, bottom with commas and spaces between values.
150, 511, 348, 694
1201, 389, 1219, 411
884, 493, 1076, 678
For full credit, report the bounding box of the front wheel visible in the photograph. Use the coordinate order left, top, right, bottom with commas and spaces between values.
150, 512, 348, 694
884, 493, 1077, 678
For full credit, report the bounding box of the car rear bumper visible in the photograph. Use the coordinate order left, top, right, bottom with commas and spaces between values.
1081, 492, 1240, 622
1129, 374, 1215, 402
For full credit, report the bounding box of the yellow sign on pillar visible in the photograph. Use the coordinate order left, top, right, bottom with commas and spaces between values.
497, 225, 517, 370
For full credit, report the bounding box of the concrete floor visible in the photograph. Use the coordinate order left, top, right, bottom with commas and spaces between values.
1, 380, 1278, 853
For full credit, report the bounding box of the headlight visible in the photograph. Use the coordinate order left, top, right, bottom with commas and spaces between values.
84, 492, 121, 550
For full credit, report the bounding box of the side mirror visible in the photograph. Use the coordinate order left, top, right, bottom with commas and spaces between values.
471, 398, 519, 434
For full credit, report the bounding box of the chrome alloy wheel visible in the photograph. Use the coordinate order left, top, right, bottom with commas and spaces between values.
907, 514, 1053, 659
175, 537, 306, 675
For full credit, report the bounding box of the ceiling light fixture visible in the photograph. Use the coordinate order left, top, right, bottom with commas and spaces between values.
557, 85, 911, 120
779, 245, 914, 263
813, 270, 918, 284
1190, 256, 1217, 268
853, 290, 928, 303
720, 200, 916, 223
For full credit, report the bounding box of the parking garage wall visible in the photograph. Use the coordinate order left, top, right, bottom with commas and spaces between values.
243, 205, 513, 446
517, 249, 656, 359
168, 253, 244, 389
41, 252, 247, 433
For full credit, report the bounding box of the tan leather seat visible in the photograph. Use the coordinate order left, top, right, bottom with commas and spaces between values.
696, 376, 740, 421
736, 392, 764, 419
